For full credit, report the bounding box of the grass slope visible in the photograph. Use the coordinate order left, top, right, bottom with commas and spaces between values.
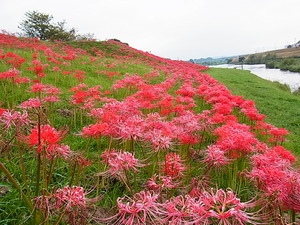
207, 67, 300, 154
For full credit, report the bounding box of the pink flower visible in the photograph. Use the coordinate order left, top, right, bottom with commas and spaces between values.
47, 144, 71, 160
42, 95, 60, 103
147, 175, 179, 191
55, 186, 86, 211
19, 98, 42, 108
29, 83, 47, 93
81, 123, 109, 139
162, 153, 185, 178
101, 149, 144, 175
106, 191, 162, 225
0, 110, 30, 130
204, 145, 231, 167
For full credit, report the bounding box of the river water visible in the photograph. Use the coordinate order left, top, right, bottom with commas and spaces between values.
211, 64, 300, 92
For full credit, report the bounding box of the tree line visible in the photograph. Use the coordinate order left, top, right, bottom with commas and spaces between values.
18, 11, 95, 41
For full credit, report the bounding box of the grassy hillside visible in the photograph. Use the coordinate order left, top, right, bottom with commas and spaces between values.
253, 47, 300, 58
1, 33, 300, 224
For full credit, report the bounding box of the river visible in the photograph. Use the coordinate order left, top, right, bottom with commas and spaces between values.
211, 64, 300, 92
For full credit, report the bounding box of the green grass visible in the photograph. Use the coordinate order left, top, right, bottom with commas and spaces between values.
206, 67, 300, 155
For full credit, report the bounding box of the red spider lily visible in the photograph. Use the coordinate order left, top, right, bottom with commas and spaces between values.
162, 153, 186, 178
46, 144, 72, 160
23, 124, 67, 153
172, 111, 203, 145
214, 121, 259, 158
117, 115, 144, 141
81, 123, 109, 139
147, 175, 180, 191
161, 195, 208, 224
268, 127, 289, 144
42, 95, 60, 103
27, 65, 47, 77
0, 68, 21, 80
204, 145, 231, 167
175, 82, 196, 97
101, 149, 145, 175
250, 149, 300, 211
13, 76, 31, 84
0, 109, 31, 130
112, 73, 147, 90
55, 186, 86, 211
51, 66, 61, 71
0, 108, 6, 116
19, 98, 42, 109
0, 52, 26, 68
142, 115, 176, 151
201, 189, 260, 225
28, 83, 47, 93
160, 189, 260, 225
73, 74, 86, 82
35, 185, 88, 224
104, 190, 163, 225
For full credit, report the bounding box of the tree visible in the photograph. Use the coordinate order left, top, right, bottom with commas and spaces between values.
18, 11, 77, 41
238, 56, 245, 69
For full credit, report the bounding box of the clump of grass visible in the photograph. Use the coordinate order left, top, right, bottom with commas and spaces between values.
272, 81, 291, 92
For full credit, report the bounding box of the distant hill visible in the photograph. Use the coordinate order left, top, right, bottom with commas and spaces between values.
230, 46, 300, 63
249, 46, 300, 58
191, 56, 236, 65
194, 45, 300, 65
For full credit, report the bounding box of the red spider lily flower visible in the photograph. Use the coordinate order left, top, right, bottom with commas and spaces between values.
13, 76, 31, 84
268, 127, 289, 144
42, 95, 60, 103
104, 190, 163, 225
250, 149, 300, 211
51, 66, 61, 71
1, 52, 26, 68
214, 121, 259, 157
161, 195, 208, 224
0, 68, 21, 80
28, 83, 47, 93
46, 144, 72, 160
0, 110, 31, 130
81, 123, 109, 139
55, 186, 86, 211
117, 115, 144, 141
204, 145, 231, 167
175, 82, 196, 97
162, 153, 186, 178
35, 185, 88, 222
44, 85, 61, 95
73, 74, 86, 82
147, 175, 180, 191
201, 189, 260, 224
19, 98, 42, 109
160, 189, 261, 224
0, 108, 6, 116
112, 74, 146, 90
24, 124, 67, 153
101, 149, 145, 175
271, 145, 296, 162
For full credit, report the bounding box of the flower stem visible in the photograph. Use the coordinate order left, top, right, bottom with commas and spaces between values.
0, 161, 34, 212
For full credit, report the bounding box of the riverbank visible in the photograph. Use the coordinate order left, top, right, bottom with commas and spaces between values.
206, 67, 300, 155
212, 64, 300, 92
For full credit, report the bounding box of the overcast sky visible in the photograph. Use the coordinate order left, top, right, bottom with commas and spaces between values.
1, 0, 300, 60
